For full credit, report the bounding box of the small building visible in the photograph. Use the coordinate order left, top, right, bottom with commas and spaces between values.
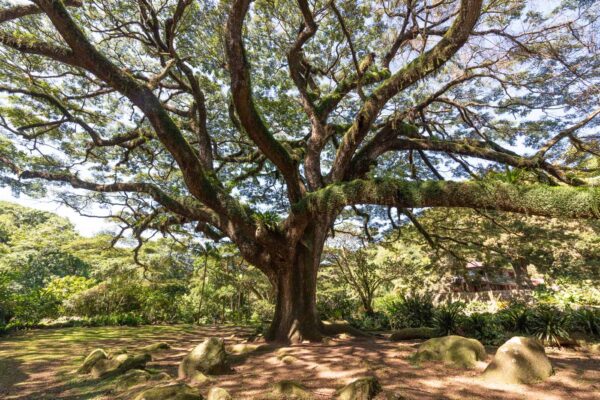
450, 261, 519, 292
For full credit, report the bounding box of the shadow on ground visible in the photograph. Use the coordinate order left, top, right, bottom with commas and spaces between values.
0, 325, 599, 399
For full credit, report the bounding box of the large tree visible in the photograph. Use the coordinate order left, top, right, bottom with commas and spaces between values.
0, 0, 599, 342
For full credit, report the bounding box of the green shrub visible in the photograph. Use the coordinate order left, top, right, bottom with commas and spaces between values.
498, 302, 531, 333
572, 308, 600, 336
529, 305, 571, 346
433, 302, 465, 335
461, 312, 504, 345
350, 311, 390, 331
250, 299, 275, 324
317, 292, 357, 321
380, 292, 434, 329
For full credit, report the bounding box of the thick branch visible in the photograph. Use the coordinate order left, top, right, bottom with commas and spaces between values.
226, 0, 305, 202
0, 0, 81, 24
330, 0, 483, 181
298, 179, 600, 220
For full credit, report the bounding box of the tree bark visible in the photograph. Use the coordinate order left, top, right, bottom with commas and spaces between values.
511, 259, 533, 289
264, 222, 329, 343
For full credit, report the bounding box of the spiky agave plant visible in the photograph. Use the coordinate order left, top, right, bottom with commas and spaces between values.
433, 302, 465, 336
530, 305, 571, 347
573, 308, 600, 337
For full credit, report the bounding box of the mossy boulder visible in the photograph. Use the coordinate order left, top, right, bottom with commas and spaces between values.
133, 383, 203, 400
116, 369, 152, 390
390, 327, 437, 341
207, 387, 232, 400
413, 335, 486, 368
336, 377, 381, 400
77, 348, 108, 374
481, 336, 553, 384
91, 353, 151, 379
190, 372, 213, 386
226, 343, 264, 355
150, 371, 172, 381
271, 380, 313, 399
140, 342, 171, 352
179, 338, 230, 378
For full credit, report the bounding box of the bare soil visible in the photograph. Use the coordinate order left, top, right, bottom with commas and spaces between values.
0, 325, 598, 399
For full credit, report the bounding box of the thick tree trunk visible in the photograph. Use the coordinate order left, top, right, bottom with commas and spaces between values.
264, 223, 329, 343
511, 259, 533, 289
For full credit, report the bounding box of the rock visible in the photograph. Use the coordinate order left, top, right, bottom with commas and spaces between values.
116, 369, 152, 389
336, 377, 381, 400
190, 372, 213, 386
150, 371, 172, 381
179, 338, 230, 379
280, 355, 298, 364
77, 348, 108, 374
109, 348, 128, 357
413, 335, 486, 369
91, 353, 151, 379
589, 343, 600, 354
134, 383, 203, 400
271, 380, 313, 399
207, 387, 232, 400
390, 327, 437, 341
227, 343, 265, 355
140, 342, 171, 352
481, 336, 553, 384
276, 347, 291, 357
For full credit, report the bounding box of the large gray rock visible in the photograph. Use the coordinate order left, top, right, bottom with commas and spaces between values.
482, 336, 553, 384
91, 353, 151, 379
134, 383, 203, 400
413, 335, 486, 369
336, 377, 381, 400
178, 338, 230, 379
77, 348, 108, 374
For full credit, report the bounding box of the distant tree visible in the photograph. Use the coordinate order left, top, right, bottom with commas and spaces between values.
1, 1, 599, 341
394, 207, 600, 287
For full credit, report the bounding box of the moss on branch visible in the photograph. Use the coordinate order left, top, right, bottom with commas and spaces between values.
294, 179, 600, 219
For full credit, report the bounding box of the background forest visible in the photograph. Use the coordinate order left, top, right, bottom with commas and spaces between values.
2, 201, 599, 346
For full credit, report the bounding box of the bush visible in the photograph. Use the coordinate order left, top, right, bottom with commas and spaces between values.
461, 312, 504, 345
498, 302, 531, 333
533, 283, 600, 308
433, 302, 465, 335
250, 299, 275, 324
317, 292, 357, 321
571, 308, 600, 336
350, 311, 390, 331
84, 312, 147, 327
380, 292, 434, 329
529, 305, 571, 346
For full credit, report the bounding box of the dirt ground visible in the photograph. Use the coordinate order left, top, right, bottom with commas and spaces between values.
0, 325, 598, 399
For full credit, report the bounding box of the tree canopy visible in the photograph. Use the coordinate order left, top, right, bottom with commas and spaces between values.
0, 0, 599, 342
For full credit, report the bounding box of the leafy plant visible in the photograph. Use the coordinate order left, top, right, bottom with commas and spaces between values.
461, 312, 504, 344
433, 302, 465, 335
393, 292, 435, 328
572, 308, 600, 336
499, 302, 531, 333
351, 311, 390, 331
529, 305, 571, 346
